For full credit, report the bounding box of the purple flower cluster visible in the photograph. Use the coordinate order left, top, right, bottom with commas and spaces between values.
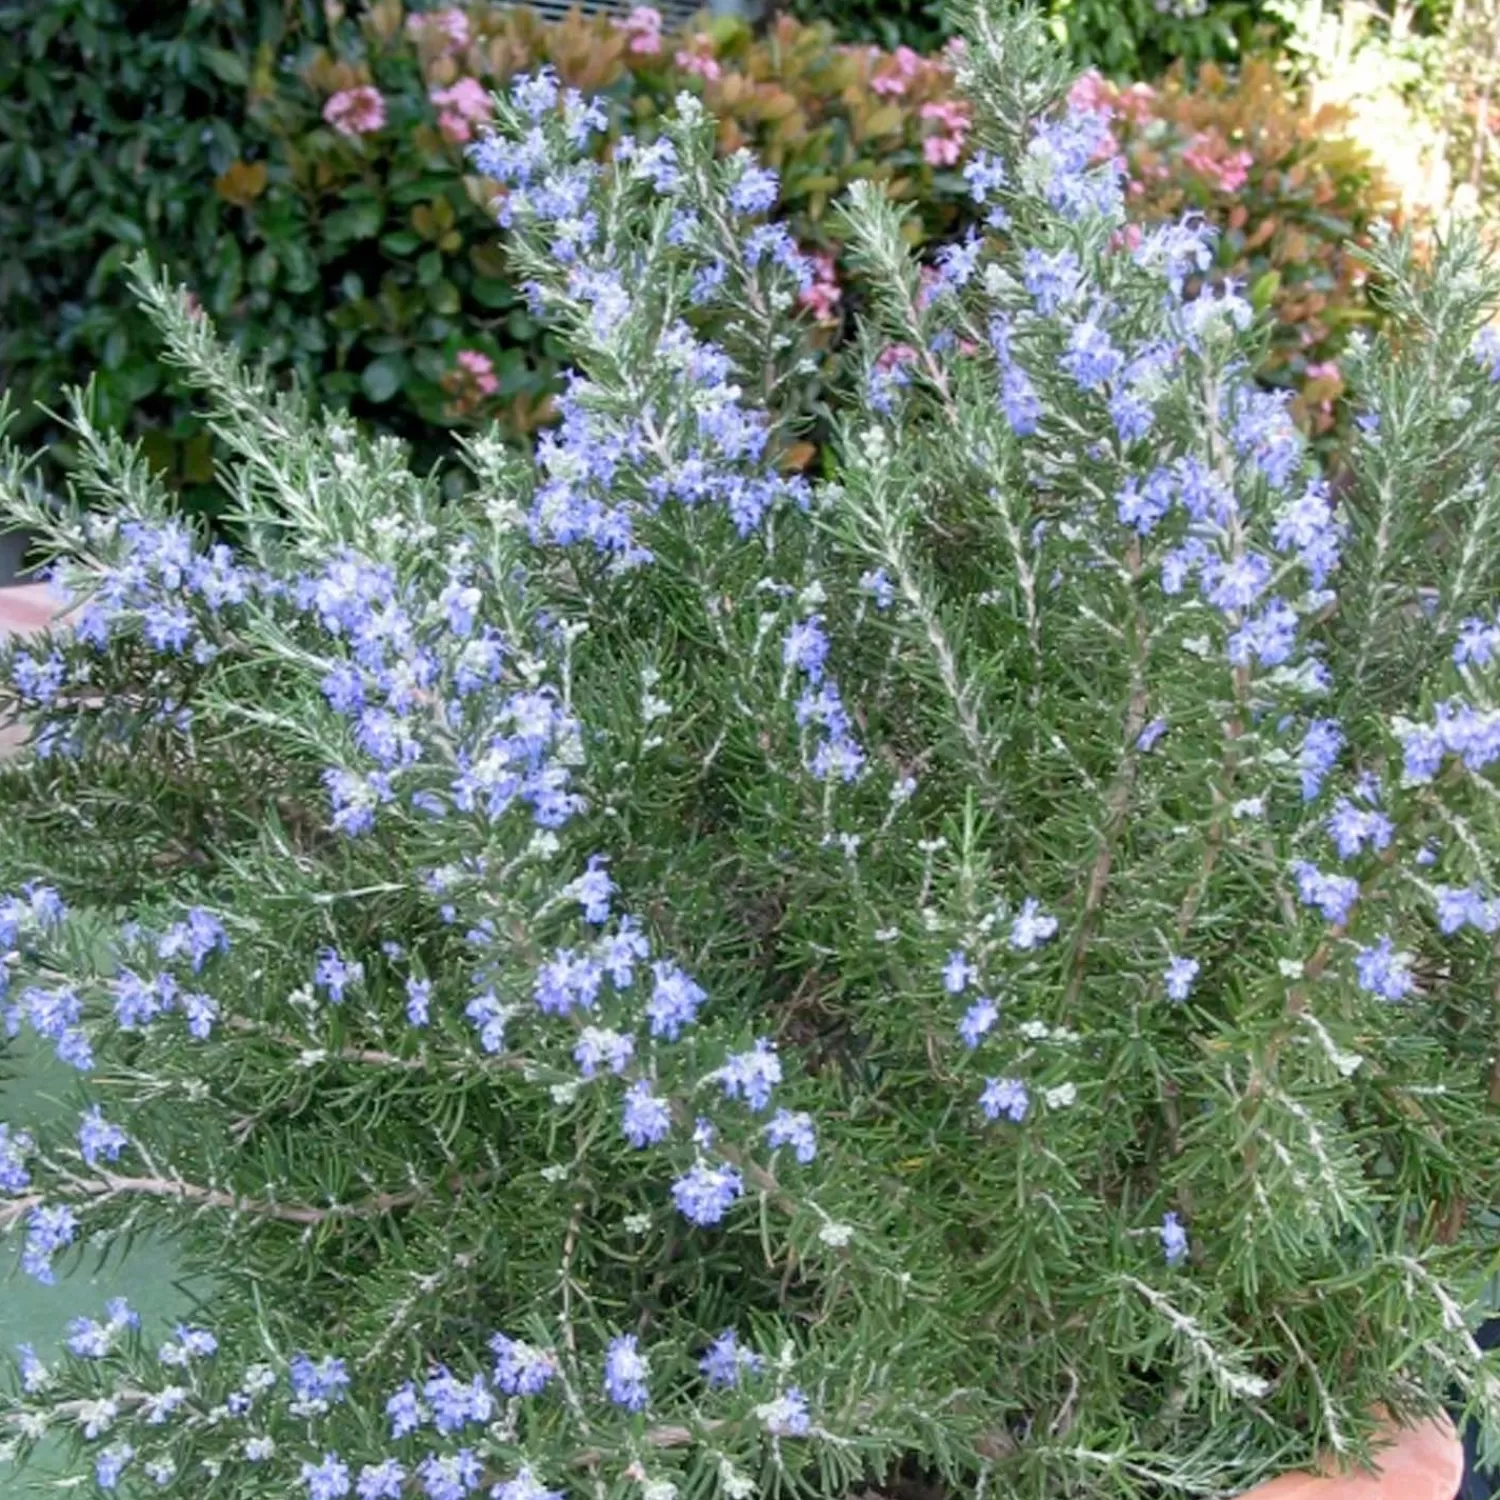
717, 1038, 782, 1111
1298, 719, 1344, 801
1271, 477, 1344, 589
1354, 936, 1415, 1002
621, 1079, 672, 1147
1432, 884, 1500, 935
77, 1105, 128, 1168
1010, 897, 1059, 951
958, 996, 999, 1048
671, 1160, 744, 1225
1024, 105, 1126, 223
1222, 381, 1304, 491
1061, 313, 1123, 392
1292, 861, 1361, 927
1163, 956, 1199, 1002
787, 619, 865, 783
1455, 614, 1500, 666
22, 1201, 77, 1283
987, 315, 1043, 436
1398, 700, 1500, 783
1326, 797, 1394, 861
1160, 1211, 1188, 1266
422, 1368, 494, 1434
1133, 213, 1217, 296
489, 1334, 557, 1396
764, 1108, 817, 1163
10, 982, 91, 1070
700, 1328, 765, 1387
980, 1077, 1030, 1124
963, 149, 1011, 228
602, 1332, 650, 1410
0, 1120, 34, 1191
290, 1352, 352, 1408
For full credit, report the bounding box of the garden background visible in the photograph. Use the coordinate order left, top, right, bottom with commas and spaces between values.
2, 0, 1500, 1491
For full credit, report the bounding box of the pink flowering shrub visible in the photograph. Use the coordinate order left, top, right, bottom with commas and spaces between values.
920, 98, 972, 166
431, 77, 492, 143
870, 44, 924, 97
673, 34, 723, 83
322, 85, 387, 139
407, 6, 470, 53
442, 348, 501, 415
797, 250, 842, 324
620, 5, 662, 56
1180, 133, 1254, 194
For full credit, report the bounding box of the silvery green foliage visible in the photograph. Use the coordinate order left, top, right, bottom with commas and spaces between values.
5, 3, 1500, 1497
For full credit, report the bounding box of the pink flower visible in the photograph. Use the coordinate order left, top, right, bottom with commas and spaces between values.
621, 5, 663, 55
324, 86, 387, 138
1305, 361, 1339, 383
1216, 149, 1253, 193
871, 44, 922, 96
1120, 81, 1158, 123
797, 251, 841, 323
919, 98, 970, 167
876, 343, 918, 372
407, 8, 470, 52
920, 99, 970, 133
431, 77, 491, 143
1181, 134, 1253, 194
674, 36, 721, 82
1067, 69, 1113, 116
455, 349, 499, 396
923, 134, 963, 166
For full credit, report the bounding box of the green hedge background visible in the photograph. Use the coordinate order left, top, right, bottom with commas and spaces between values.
0, 0, 1419, 520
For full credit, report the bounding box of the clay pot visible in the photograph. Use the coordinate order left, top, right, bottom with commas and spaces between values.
1240, 1414, 1463, 1500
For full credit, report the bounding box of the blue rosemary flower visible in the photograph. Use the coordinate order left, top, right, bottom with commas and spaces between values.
958, 998, 999, 1049
78, 1105, 128, 1168
602, 1333, 650, 1410
764, 1109, 817, 1163
1163, 957, 1200, 1003
301, 1452, 352, 1500
621, 1080, 672, 1148
700, 1328, 764, 1388
646, 960, 706, 1039
980, 1077, 1030, 1123
1160, 1212, 1188, 1266
490, 1334, 557, 1395
718, 1039, 782, 1111
672, 1161, 744, 1225
1354, 937, 1415, 1002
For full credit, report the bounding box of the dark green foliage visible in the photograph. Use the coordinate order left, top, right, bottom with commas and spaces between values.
778, 0, 1269, 76
0, 0, 288, 512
